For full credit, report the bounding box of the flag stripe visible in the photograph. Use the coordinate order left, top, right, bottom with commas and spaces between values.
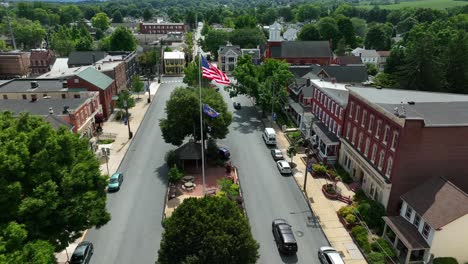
201, 55, 231, 85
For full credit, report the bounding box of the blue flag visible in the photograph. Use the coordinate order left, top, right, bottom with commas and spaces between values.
203, 104, 219, 118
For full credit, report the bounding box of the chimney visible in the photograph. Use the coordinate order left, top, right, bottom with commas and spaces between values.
49, 107, 53, 114
30, 81, 38, 89
306, 78, 311, 86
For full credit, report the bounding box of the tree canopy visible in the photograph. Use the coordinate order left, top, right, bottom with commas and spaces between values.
157, 196, 259, 264
297, 24, 321, 41
91, 12, 110, 31
103, 26, 138, 51
0, 112, 110, 257
160, 87, 232, 146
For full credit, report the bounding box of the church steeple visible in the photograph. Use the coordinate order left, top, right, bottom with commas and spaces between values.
268, 21, 282, 41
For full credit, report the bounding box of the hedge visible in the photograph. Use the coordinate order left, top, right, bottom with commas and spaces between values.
351, 225, 371, 253
371, 238, 396, 258
434, 257, 459, 264
367, 252, 386, 264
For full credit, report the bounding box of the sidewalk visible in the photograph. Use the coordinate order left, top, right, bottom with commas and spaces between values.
55, 81, 161, 264
268, 119, 367, 264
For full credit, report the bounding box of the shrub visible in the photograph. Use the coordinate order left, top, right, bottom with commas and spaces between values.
367, 252, 385, 264
168, 165, 184, 183
165, 150, 179, 167
357, 200, 386, 234
338, 206, 355, 217
345, 214, 357, 224
351, 225, 371, 253
371, 238, 395, 258
98, 139, 115, 144
433, 258, 459, 264
353, 189, 367, 202
312, 164, 327, 176
334, 164, 353, 184
218, 179, 240, 198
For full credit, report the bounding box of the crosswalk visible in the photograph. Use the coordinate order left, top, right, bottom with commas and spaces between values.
160, 80, 183, 84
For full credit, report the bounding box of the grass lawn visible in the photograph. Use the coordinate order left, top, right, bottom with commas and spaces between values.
359, 0, 468, 10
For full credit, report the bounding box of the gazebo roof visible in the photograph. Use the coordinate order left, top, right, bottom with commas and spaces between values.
174, 141, 202, 160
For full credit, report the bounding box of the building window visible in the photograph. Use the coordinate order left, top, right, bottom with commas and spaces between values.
62, 94, 66, 99
74, 94, 81, 99
355, 106, 360, 122
352, 127, 357, 144
391, 132, 399, 150
371, 144, 377, 163
357, 132, 363, 150
22, 94, 27, 100
337, 125, 341, 137
378, 151, 385, 170
361, 110, 367, 127
383, 126, 390, 144
413, 214, 421, 228
422, 223, 431, 238
364, 138, 370, 157
331, 102, 335, 114
2, 95, 7, 100
386, 157, 393, 177
376, 120, 382, 138
346, 123, 351, 139
339, 109, 343, 119
335, 105, 339, 117
349, 102, 354, 118
368, 115, 374, 132
74, 78, 79, 84
405, 206, 413, 220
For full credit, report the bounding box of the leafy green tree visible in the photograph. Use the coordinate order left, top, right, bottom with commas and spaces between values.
318, 17, 341, 49
0, 112, 110, 251
131, 75, 144, 99
337, 17, 357, 48
99, 36, 111, 51
445, 31, 468, 94
200, 30, 229, 59
384, 46, 405, 75
258, 8, 277, 25
365, 25, 390, 50
0, 39, 8, 51
335, 38, 346, 56
234, 14, 257, 29
10, 18, 46, 49
33, 8, 50, 25
159, 87, 232, 146
138, 50, 160, 76
157, 196, 259, 264
109, 26, 137, 51
295, 4, 320, 22
229, 27, 266, 49
365, 63, 378, 76
51, 26, 75, 56
116, 89, 136, 109
183, 57, 211, 87
143, 9, 153, 21
297, 24, 321, 41
112, 10, 124, 23
60, 5, 82, 25
91, 12, 110, 31
279, 7, 294, 22
201, 23, 211, 36
351, 18, 367, 38
373, 73, 398, 88
333, 3, 359, 18
229, 55, 260, 98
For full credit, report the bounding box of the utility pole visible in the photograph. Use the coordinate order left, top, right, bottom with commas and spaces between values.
123, 100, 133, 139
271, 81, 275, 127
303, 148, 311, 193
2, 2, 16, 50
198, 50, 206, 195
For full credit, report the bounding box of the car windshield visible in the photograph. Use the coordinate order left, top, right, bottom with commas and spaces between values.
110, 178, 118, 183
71, 246, 86, 260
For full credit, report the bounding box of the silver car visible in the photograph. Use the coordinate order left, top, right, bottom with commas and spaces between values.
271, 149, 284, 160
276, 160, 292, 174
318, 246, 345, 264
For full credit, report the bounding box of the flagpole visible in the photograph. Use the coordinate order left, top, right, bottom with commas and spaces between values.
198, 49, 206, 195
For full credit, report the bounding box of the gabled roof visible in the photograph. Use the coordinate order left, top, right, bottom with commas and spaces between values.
280, 41, 331, 58
43, 114, 74, 130
401, 177, 468, 229
336, 56, 363, 65
68, 51, 107, 66
377, 51, 391, 57
241, 49, 260, 60
30, 49, 54, 61
76, 67, 113, 90
174, 141, 202, 160
218, 44, 241, 56
321, 65, 368, 83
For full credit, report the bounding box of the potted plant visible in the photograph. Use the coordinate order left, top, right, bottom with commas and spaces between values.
312, 164, 327, 178
337, 206, 357, 229
322, 183, 339, 199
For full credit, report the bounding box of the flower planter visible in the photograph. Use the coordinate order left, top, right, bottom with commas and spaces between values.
322, 184, 339, 200
337, 213, 357, 230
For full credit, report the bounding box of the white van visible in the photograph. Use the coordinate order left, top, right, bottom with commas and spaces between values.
263, 127, 277, 145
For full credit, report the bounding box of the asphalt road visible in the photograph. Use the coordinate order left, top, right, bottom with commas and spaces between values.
217, 87, 330, 264
85, 77, 184, 264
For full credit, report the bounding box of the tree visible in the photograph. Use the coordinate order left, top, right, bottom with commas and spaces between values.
337, 17, 357, 48
51, 26, 75, 56
0, 112, 110, 251
200, 30, 229, 59
91, 12, 110, 31
365, 63, 378, 76
159, 87, 232, 146
445, 31, 468, 94
364, 25, 390, 50
279, 7, 294, 22
229, 27, 266, 49
295, 4, 320, 22
258, 8, 277, 25
335, 38, 346, 56
109, 26, 137, 51
201, 22, 211, 36
157, 196, 259, 264
138, 50, 160, 76
143, 9, 153, 21
60, 5, 82, 25
229, 55, 260, 98
183, 57, 211, 87
318, 17, 341, 49
116, 89, 136, 110
351, 18, 367, 38
33, 8, 50, 25
0, 39, 8, 51
234, 14, 257, 29
297, 24, 321, 41
131, 75, 144, 99
112, 10, 124, 23
11, 18, 46, 49
384, 46, 405, 75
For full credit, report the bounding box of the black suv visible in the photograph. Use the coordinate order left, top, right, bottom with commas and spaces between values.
70, 241, 94, 264
272, 219, 298, 255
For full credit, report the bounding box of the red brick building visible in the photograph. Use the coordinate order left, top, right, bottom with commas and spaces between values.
265, 41, 333, 65
30, 49, 56, 76
339, 87, 468, 214
139, 22, 186, 34
67, 67, 116, 119
0, 52, 30, 78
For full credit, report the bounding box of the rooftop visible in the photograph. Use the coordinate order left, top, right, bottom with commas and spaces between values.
0, 97, 88, 116
401, 176, 468, 229
76, 67, 114, 90
348, 86, 468, 126
0, 79, 67, 93
68, 51, 107, 66
164, 51, 185, 60
321, 65, 368, 84
280, 41, 331, 58
311, 79, 349, 106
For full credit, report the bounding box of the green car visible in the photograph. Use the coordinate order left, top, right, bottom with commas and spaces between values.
108, 172, 124, 192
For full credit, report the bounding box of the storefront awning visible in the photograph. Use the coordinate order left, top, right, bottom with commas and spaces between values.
312, 121, 339, 145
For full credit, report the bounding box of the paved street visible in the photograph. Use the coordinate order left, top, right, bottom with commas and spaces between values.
85, 77, 184, 264
217, 87, 330, 264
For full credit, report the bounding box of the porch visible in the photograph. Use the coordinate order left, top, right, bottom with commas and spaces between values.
311, 122, 339, 165
382, 216, 430, 264
287, 98, 311, 127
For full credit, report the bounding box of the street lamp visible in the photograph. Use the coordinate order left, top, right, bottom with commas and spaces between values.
123, 100, 133, 139
303, 148, 313, 193
102, 147, 110, 176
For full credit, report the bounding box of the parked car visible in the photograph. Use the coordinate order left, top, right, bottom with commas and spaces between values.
70, 241, 94, 264
218, 147, 230, 160
276, 160, 292, 174
272, 219, 298, 255
233, 102, 241, 109
318, 246, 345, 264
107, 172, 124, 192
271, 149, 284, 160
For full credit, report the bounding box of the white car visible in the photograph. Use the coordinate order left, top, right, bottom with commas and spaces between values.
318, 246, 345, 264
276, 160, 292, 174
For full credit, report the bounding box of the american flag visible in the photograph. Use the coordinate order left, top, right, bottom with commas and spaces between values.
201, 54, 230, 85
